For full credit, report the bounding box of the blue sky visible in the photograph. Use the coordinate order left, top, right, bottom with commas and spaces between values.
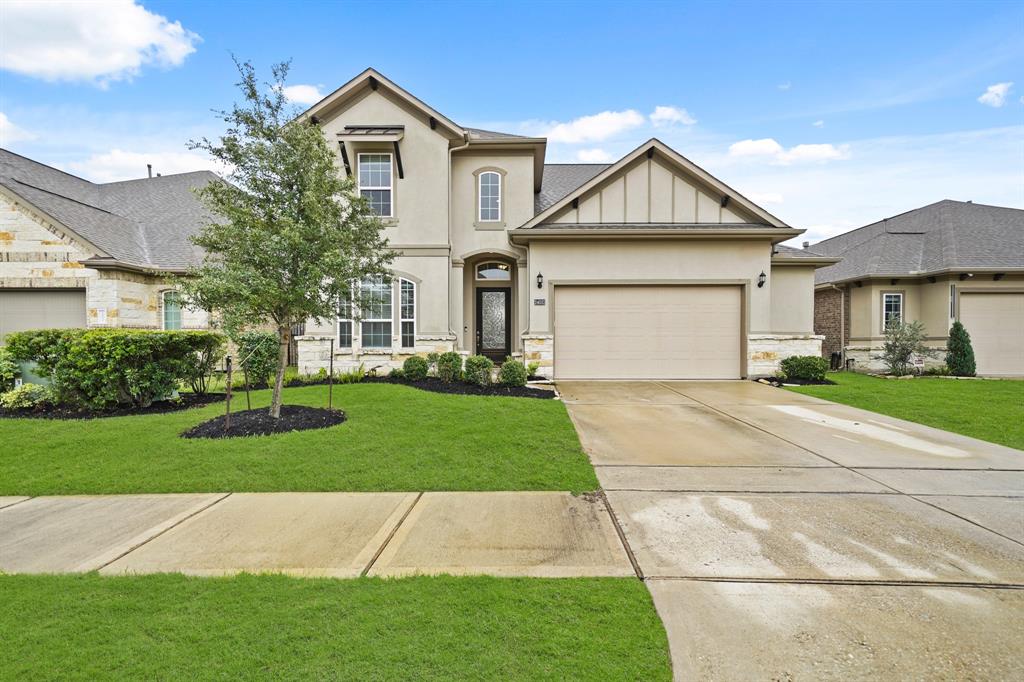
1, 0, 1021, 243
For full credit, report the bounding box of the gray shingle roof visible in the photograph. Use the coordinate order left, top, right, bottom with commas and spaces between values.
530, 222, 775, 231
774, 243, 828, 258
0, 148, 217, 270
535, 163, 610, 214
812, 200, 1024, 284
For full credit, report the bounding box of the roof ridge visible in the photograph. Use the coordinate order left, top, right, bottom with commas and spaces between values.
100, 169, 219, 186
7, 178, 115, 215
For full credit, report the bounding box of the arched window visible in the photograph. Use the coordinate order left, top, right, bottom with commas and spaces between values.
478, 171, 501, 222
475, 262, 511, 281
162, 290, 182, 330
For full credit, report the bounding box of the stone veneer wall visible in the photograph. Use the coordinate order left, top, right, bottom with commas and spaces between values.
747, 334, 825, 377
295, 335, 456, 375
522, 335, 554, 378
0, 194, 95, 290
844, 344, 946, 374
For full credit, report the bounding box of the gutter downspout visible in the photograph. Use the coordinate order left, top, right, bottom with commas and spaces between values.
830, 283, 845, 367
447, 133, 472, 346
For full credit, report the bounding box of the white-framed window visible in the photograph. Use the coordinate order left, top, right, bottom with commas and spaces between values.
338, 291, 353, 348
400, 278, 415, 349
359, 275, 392, 348
358, 153, 393, 217
882, 292, 903, 329
162, 290, 182, 330
478, 171, 501, 222
475, 262, 511, 281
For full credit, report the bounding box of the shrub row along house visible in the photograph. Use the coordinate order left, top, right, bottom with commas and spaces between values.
811, 200, 1024, 376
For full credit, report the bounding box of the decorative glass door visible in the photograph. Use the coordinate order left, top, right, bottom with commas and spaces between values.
476, 288, 510, 361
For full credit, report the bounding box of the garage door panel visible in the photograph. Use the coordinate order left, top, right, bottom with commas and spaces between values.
0, 290, 87, 339
959, 292, 1024, 376
554, 286, 741, 380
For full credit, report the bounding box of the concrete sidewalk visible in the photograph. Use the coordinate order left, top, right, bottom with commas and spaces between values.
0, 491, 632, 578
562, 380, 1024, 681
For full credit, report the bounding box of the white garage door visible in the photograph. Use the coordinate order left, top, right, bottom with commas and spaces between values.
554, 285, 742, 380
0, 290, 87, 340
959, 292, 1024, 376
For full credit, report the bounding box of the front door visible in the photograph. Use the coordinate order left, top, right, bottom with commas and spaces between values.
476, 288, 511, 362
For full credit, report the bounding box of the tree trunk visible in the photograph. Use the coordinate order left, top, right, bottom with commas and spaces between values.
269, 324, 291, 419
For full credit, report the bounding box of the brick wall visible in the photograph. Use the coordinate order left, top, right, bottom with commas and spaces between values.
814, 286, 850, 358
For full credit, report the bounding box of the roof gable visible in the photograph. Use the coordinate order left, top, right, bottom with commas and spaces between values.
522, 139, 789, 228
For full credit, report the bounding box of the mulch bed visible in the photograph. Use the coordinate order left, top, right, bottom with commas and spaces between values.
0, 392, 224, 420
181, 404, 346, 439
362, 376, 556, 399
757, 377, 836, 387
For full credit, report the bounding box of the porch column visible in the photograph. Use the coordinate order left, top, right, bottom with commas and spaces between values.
516, 259, 529, 352
450, 260, 465, 350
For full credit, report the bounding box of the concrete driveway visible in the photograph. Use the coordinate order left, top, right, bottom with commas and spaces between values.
561, 380, 1024, 680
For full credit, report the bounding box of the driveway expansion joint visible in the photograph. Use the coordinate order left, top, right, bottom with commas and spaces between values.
599, 490, 643, 580
360, 491, 423, 577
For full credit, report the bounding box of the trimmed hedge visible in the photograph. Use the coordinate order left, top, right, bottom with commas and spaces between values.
464, 355, 494, 387
402, 355, 429, 381
498, 359, 528, 387
779, 355, 829, 382
5, 328, 226, 409
437, 352, 463, 383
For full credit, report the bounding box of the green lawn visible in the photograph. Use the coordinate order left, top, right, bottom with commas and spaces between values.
787, 372, 1024, 450
0, 383, 597, 495
0, 574, 671, 681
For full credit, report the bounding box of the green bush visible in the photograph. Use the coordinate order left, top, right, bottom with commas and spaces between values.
779, 355, 829, 382
402, 355, 429, 381
389, 367, 405, 380
464, 355, 494, 387
0, 383, 52, 409
922, 364, 952, 376
29, 330, 224, 408
437, 352, 463, 383
0, 347, 17, 392
182, 334, 226, 395
4, 328, 86, 377
526, 361, 540, 378
945, 321, 976, 377
498, 358, 528, 387
234, 331, 279, 387
337, 363, 366, 384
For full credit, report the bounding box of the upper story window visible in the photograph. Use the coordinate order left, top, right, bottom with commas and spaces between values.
358, 153, 393, 218
162, 291, 182, 330
476, 262, 511, 281
882, 292, 903, 330
478, 171, 501, 222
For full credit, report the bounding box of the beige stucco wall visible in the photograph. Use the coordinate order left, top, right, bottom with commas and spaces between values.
317, 89, 451, 247
526, 239, 774, 334
548, 156, 755, 225
770, 265, 816, 334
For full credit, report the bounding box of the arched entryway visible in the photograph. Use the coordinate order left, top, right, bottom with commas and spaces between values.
461, 253, 522, 362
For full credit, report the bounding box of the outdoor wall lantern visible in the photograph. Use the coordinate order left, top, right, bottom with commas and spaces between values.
757, 271, 767, 288
536, 272, 544, 289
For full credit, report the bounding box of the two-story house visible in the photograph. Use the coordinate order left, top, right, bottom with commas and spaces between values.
296, 69, 835, 380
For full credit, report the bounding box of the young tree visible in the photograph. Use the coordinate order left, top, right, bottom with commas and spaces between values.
945, 321, 977, 377
182, 59, 392, 418
877, 319, 937, 376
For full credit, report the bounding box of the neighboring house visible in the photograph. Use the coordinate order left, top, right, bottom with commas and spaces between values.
295, 68, 835, 379
812, 200, 1024, 376
0, 148, 215, 337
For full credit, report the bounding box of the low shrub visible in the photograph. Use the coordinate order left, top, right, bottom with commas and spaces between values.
437, 351, 463, 383
464, 355, 494, 387
0, 347, 17, 392
337, 363, 366, 384
922, 364, 952, 376
0, 383, 52, 409
526, 361, 540, 378
388, 367, 405, 380
403, 355, 429, 381
779, 355, 829, 382
234, 331, 279, 387
945, 321, 976, 377
498, 358, 528, 387
4, 328, 86, 378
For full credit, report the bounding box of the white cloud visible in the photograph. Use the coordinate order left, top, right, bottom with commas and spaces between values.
0, 0, 200, 86
576, 148, 613, 163
281, 84, 325, 106
543, 109, 645, 143
748, 192, 784, 205
812, 120, 825, 128
728, 138, 849, 165
66, 149, 225, 183
650, 105, 696, 127
0, 112, 36, 143
728, 138, 784, 157
777, 82, 792, 91
978, 82, 1013, 107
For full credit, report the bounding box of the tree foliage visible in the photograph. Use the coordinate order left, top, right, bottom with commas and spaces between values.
181, 58, 393, 417
945, 321, 977, 377
878, 319, 937, 376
